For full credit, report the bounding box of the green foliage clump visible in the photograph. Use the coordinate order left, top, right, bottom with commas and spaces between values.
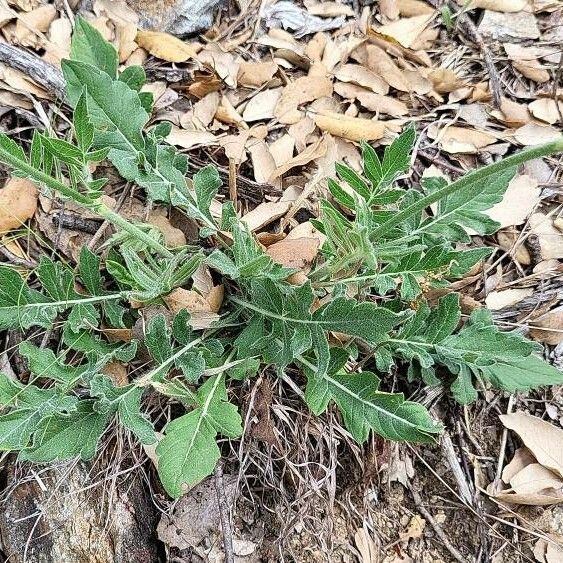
0, 19, 562, 497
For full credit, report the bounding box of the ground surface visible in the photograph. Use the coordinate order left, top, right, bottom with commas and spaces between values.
0, 0, 563, 561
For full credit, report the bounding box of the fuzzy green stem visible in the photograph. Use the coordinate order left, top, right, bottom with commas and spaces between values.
371, 138, 563, 240
0, 144, 174, 259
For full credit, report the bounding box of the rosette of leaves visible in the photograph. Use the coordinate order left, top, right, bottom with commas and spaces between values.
0, 18, 562, 498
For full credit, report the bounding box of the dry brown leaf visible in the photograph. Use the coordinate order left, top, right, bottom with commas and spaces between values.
313, 112, 385, 142
238, 61, 278, 88
215, 95, 246, 128
379, 0, 400, 19
497, 228, 531, 265
136, 30, 199, 63
376, 13, 435, 48
399, 515, 425, 541
274, 75, 333, 124
0, 177, 38, 233
513, 60, 550, 83
163, 288, 220, 330
427, 67, 463, 94
0, 2, 15, 27
530, 306, 563, 346
248, 140, 277, 184
478, 9, 540, 40
306, 2, 354, 17
335, 82, 409, 116
166, 126, 217, 149
14, 4, 56, 48
102, 361, 128, 387
491, 97, 531, 127
485, 288, 534, 310
242, 87, 282, 122
502, 448, 536, 484
269, 134, 295, 167
269, 136, 328, 180
191, 91, 221, 128
334, 63, 389, 95
500, 412, 563, 478
115, 21, 137, 63
529, 213, 563, 261
288, 117, 316, 151
514, 123, 562, 146
462, 0, 528, 11
511, 463, 563, 496
148, 213, 187, 248
43, 17, 72, 65
197, 45, 240, 88
529, 99, 563, 125
486, 174, 540, 227
428, 124, 498, 153
397, 0, 435, 16
364, 44, 411, 92
266, 237, 320, 272
240, 201, 292, 232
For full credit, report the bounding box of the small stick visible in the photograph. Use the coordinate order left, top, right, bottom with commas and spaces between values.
493, 395, 515, 490
214, 460, 235, 563
409, 485, 466, 563
0, 245, 37, 269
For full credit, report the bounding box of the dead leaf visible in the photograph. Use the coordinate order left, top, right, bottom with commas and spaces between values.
238, 61, 278, 88
166, 126, 217, 149
364, 44, 411, 92
428, 123, 498, 153
148, 213, 187, 248
43, 17, 72, 65
242, 87, 283, 122
335, 82, 409, 116
0, 177, 38, 233
379, 0, 400, 19
334, 63, 389, 95
376, 13, 435, 48
530, 306, 563, 346
355, 527, 380, 563
14, 4, 56, 48
529, 99, 563, 125
288, 116, 316, 151
313, 112, 385, 142
399, 515, 426, 541
491, 98, 531, 127
502, 447, 536, 484
240, 201, 292, 231
485, 288, 534, 310
500, 412, 563, 478
463, 0, 528, 11
306, 2, 354, 17
266, 237, 320, 271
248, 140, 277, 184
269, 134, 295, 167
514, 123, 562, 146
397, 0, 435, 16
163, 288, 220, 330
427, 67, 463, 93
486, 174, 540, 227
197, 45, 240, 88
136, 30, 199, 62
269, 136, 327, 180
274, 75, 333, 124
529, 213, 563, 260
101, 361, 128, 387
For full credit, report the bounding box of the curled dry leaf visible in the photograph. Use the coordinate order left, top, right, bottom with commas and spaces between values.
269, 134, 295, 167
274, 75, 333, 124
500, 412, 563, 478
237, 61, 278, 88
529, 306, 563, 346
269, 136, 327, 180
163, 288, 221, 330
0, 177, 38, 233
375, 13, 435, 48
197, 45, 240, 89
14, 4, 56, 48
148, 213, 187, 248
313, 112, 385, 142
335, 82, 409, 116
334, 63, 389, 95
136, 30, 199, 63
364, 45, 411, 92
242, 87, 283, 122
397, 0, 435, 16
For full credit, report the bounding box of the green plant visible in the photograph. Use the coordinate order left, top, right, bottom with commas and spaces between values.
0, 19, 562, 497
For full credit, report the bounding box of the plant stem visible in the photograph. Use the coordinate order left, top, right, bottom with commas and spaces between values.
0, 144, 174, 259
371, 137, 563, 239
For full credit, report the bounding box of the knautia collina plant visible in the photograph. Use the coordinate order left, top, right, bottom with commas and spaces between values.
0, 19, 562, 497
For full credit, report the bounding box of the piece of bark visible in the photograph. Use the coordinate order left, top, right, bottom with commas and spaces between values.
0, 44, 65, 99
126, 0, 223, 35
0, 456, 159, 563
